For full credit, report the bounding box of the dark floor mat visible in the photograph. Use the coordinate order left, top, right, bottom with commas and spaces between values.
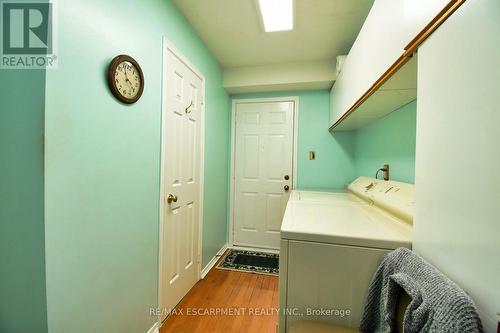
216, 249, 279, 275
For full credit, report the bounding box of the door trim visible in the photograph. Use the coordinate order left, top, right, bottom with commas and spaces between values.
229, 97, 299, 248
158, 37, 205, 323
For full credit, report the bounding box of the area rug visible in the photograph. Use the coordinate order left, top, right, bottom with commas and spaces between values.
217, 249, 279, 276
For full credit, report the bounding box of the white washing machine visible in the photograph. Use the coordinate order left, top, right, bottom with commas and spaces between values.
278, 177, 414, 332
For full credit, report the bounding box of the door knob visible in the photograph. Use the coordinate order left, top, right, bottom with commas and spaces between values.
167, 194, 178, 204
284, 175, 290, 180
284, 185, 290, 191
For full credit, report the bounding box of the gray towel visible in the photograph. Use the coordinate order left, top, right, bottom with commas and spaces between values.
359, 248, 483, 333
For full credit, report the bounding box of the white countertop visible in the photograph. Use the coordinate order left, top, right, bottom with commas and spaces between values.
280, 189, 413, 250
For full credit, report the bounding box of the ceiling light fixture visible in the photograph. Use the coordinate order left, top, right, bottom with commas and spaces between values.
258, 0, 293, 32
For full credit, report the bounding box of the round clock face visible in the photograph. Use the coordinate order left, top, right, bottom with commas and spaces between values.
108, 55, 144, 104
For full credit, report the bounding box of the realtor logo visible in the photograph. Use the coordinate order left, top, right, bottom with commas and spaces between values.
1, 0, 57, 69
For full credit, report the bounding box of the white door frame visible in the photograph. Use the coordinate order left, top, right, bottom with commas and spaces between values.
158, 37, 205, 319
229, 97, 299, 248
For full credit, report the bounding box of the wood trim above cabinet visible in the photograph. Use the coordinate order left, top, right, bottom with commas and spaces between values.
330, 0, 467, 131
404, 0, 466, 56
329, 55, 412, 131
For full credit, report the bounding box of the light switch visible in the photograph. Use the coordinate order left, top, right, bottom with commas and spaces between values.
309, 151, 316, 160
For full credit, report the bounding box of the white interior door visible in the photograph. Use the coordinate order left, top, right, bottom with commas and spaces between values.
159, 46, 203, 322
233, 101, 295, 249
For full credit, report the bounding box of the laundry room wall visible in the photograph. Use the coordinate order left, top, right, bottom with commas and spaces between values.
231, 90, 417, 189
43, 0, 229, 332
353, 100, 417, 183
0, 70, 48, 332
231, 90, 356, 189
414, 0, 500, 330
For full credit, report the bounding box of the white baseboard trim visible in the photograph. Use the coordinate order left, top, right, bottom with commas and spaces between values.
146, 322, 159, 333
201, 243, 228, 278
229, 245, 280, 254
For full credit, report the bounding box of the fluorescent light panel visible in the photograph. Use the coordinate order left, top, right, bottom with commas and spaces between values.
258, 0, 293, 32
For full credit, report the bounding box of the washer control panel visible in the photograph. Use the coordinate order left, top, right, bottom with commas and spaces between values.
348, 176, 415, 223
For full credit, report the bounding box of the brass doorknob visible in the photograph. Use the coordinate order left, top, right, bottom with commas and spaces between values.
167, 194, 178, 204
284, 185, 290, 191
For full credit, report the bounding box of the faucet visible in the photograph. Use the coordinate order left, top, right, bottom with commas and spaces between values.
376, 164, 390, 181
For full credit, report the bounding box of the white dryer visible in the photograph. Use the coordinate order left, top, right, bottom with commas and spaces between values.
278, 177, 414, 332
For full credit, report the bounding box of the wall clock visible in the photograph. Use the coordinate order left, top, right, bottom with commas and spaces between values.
107, 55, 144, 104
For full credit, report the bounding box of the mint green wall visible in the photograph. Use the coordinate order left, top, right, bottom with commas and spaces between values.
44, 0, 229, 332
231, 91, 416, 188
353, 101, 417, 183
0, 70, 48, 332
231, 90, 356, 189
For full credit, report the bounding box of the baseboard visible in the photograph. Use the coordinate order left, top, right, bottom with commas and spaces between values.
146, 322, 159, 333
201, 243, 228, 278
229, 245, 280, 254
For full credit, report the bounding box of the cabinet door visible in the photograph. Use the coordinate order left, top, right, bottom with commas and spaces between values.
403, 0, 450, 41
330, 0, 450, 128
330, 0, 406, 126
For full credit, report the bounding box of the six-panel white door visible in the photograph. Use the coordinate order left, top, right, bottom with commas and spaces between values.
233, 101, 295, 249
159, 48, 203, 322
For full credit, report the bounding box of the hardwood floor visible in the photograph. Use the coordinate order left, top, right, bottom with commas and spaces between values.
159, 258, 279, 333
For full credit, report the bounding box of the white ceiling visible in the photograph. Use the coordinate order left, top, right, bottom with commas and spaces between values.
172, 0, 375, 68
